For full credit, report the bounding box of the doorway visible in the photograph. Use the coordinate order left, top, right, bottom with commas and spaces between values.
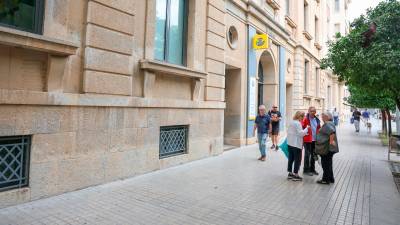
224, 67, 241, 149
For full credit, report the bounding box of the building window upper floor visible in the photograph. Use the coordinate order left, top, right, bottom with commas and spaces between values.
335, 0, 340, 13
154, 0, 188, 66
304, 1, 309, 31
0, 0, 44, 34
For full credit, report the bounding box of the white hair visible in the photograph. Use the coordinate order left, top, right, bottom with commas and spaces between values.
322, 111, 333, 121
259, 105, 266, 110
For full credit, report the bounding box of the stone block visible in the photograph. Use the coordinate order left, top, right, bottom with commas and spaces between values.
86, 24, 134, 55
207, 31, 225, 48
205, 87, 225, 101
207, 4, 225, 23
56, 155, 105, 193
109, 128, 137, 153
59, 107, 79, 132
84, 47, 134, 75
0, 187, 30, 209
0, 106, 16, 136
31, 132, 77, 163
207, 18, 225, 37
206, 59, 225, 75
208, 0, 226, 12
134, 108, 148, 128
77, 107, 110, 131
87, 1, 134, 35
84, 71, 132, 96
207, 73, 225, 88
108, 108, 125, 130
75, 129, 109, 155
15, 107, 62, 135
206, 45, 225, 62
93, 0, 135, 15
46, 55, 68, 93
29, 161, 59, 199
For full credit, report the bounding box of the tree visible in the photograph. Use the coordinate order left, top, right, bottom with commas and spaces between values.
321, 0, 400, 110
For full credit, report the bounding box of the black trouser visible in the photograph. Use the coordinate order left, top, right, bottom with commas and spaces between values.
321, 152, 334, 183
303, 141, 316, 173
287, 145, 302, 174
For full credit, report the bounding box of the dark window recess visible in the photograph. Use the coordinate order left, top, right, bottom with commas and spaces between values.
0, 0, 45, 34
159, 125, 188, 158
0, 136, 31, 192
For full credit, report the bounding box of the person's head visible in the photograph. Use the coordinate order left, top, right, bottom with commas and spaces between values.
272, 105, 278, 112
293, 111, 305, 121
321, 111, 333, 123
334, 108, 337, 112
258, 105, 266, 115
308, 106, 317, 117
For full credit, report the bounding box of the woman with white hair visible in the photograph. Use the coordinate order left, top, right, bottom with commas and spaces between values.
315, 112, 339, 184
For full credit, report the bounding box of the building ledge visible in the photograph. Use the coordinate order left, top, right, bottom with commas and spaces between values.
139, 59, 207, 80
314, 42, 322, 50
0, 26, 79, 56
0, 89, 225, 109
303, 30, 313, 40
266, 0, 280, 10
285, 16, 297, 28
303, 94, 313, 99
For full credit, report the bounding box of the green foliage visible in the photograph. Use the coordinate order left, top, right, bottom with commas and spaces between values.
321, 0, 400, 109
346, 84, 396, 110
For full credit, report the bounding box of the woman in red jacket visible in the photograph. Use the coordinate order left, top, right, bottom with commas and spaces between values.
302, 107, 321, 176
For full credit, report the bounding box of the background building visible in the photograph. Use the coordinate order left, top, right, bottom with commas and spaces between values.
0, 0, 350, 208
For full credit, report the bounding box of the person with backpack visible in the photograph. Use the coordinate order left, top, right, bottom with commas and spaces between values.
268, 105, 282, 151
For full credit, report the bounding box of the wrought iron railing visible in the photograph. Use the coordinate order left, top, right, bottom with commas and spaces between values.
0, 136, 30, 192
159, 125, 188, 158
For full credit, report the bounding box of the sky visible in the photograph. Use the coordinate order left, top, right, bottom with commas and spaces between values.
347, 0, 384, 22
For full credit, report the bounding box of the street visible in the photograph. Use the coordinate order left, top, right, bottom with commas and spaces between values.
0, 120, 399, 225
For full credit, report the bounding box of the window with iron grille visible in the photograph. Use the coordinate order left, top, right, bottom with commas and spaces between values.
0, 136, 31, 192
159, 125, 188, 158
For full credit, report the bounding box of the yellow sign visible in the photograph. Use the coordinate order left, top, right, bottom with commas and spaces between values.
252, 34, 269, 50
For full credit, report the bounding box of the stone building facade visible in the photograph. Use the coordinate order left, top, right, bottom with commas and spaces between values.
0, 0, 349, 207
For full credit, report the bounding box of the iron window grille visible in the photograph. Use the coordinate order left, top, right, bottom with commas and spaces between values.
0, 136, 31, 192
159, 125, 188, 158
0, 0, 45, 34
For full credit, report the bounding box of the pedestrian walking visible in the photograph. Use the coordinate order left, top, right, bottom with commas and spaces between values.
268, 105, 282, 151
333, 108, 339, 126
253, 105, 272, 161
352, 109, 362, 132
302, 106, 320, 176
362, 109, 370, 126
287, 111, 309, 181
315, 112, 339, 184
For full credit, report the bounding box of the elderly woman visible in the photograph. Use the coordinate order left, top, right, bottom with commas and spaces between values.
287, 111, 309, 181
315, 112, 339, 184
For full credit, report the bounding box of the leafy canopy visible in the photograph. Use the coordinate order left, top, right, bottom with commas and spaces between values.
321, 0, 400, 108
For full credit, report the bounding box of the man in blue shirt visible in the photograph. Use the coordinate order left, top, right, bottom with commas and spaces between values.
253, 105, 272, 161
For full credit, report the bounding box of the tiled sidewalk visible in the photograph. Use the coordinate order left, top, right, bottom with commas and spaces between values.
0, 121, 399, 225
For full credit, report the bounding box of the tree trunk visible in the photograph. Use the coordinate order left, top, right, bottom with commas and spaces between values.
387, 108, 392, 136
381, 109, 387, 136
